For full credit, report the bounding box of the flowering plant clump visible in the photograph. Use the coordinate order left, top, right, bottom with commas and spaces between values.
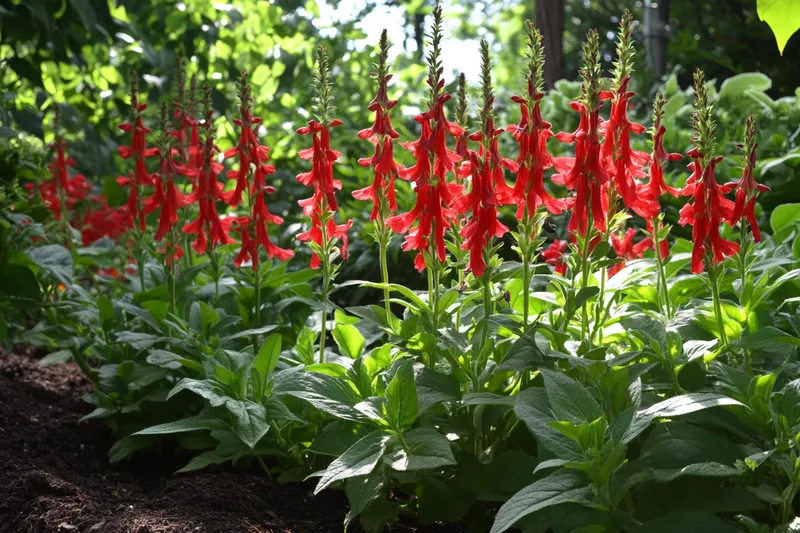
11, 7, 800, 533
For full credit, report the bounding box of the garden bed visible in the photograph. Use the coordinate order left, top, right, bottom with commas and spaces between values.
0, 347, 457, 533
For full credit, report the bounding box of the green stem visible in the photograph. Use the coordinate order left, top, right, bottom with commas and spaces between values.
378, 223, 392, 323
652, 216, 672, 319
253, 263, 262, 356
579, 222, 593, 343
256, 456, 275, 482
708, 265, 729, 348
167, 227, 177, 316
318, 208, 331, 365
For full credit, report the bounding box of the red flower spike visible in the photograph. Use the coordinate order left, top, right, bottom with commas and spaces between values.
542, 239, 568, 275
225, 72, 292, 268
678, 154, 738, 273
726, 116, 769, 243
609, 228, 653, 277
353, 55, 400, 221
553, 101, 609, 236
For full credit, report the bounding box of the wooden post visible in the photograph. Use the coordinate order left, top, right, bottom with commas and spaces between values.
534, 0, 565, 89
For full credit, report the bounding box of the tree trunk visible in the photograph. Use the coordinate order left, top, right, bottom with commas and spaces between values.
534, 0, 565, 89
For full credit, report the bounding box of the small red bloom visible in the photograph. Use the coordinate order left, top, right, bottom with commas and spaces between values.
542, 239, 568, 275
182, 133, 234, 254
678, 150, 738, 273
296, 119, 351, 269
599, 77, 658, 219
386, 88, 463, 271
553, 101, 609, 236
353, 73, 400, 221
726, 118, 769, 243
609, 228, 653, 277
117, 77, 158, 231
646, 124, 682, 199
143, 142, 190, 242
507, 80, 565, 218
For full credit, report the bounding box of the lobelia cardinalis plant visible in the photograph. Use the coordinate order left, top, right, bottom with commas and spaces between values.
353, 30, 399, 325
296, 46, 353, 363
386, 3, 462, 342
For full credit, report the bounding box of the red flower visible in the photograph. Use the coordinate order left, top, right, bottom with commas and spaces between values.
296, 119, 352, 269
459, 103, 517, 277
182, 134, 234, 254
386, 88, 463, 271
727, 120, 769, 242
353, 73, 400, 220
609, 228, 652, 277
40, 139, 92, 218
553, 101, 610, 236
646, 124, 682, 198
678, 150, 738, 273
225, 78, 293, 269
599, 77, 657, 219
143, 143, 189, 242
116, 82, 158, 231
78, 196, 133, 246
542, 239, 568, 275
508, 87, 565, 218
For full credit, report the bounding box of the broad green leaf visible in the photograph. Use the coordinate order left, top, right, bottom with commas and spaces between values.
719, 72, 772, 100
167, 378, 228, 407
1, 264, 41, 304
273, 369, 363, 421
332, 323, 365, 358
540, 368, 603, 425
461, 393, 516, 406
490, 470, 594, 533
116, 331, 165, 350
641, 392, 744, 419
739, 326, 800, 349
413, 364, 462, 413
315, 429, 391, 494
515, 387, 583, 461
146, 350, 203, 372
387, 427, 456, 471
38, 349, 73, 366
758, 0, 800, 54
345, 468, 389, 528
135, 415, 226, 435
254, 333, 281, 377
225, 399, 270, 449
770, 202, 800, 238
385, 360, 419, 431
26, 244, 73, 285
176, 450, 231, 473
108, 435, 152, 463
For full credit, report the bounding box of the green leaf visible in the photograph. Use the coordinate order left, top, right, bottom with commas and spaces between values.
135, 415, 226, 435
758, 0, 800, 54
26, 244, 73, 285
719, 73, 772, 100
273, 369, 363, 421
515, 387, 583, 461
315, 429, 391, 494
254, 333, 281, 378
225, 399, 270, 449
385, 360, 419, 431
167, 378, 228, 407
770, 202, 800, 239
176, 450, 231, 473
387, 427, 456, 471
332, 323, 365, 358
413, 364, 462, 413
38, 349, 72, 366
116, 331, 165, 350
540, 368, 603, 425
490, 470, 594, 533
641, 392, 744, 419
574, 286, 600, 309
1, 264, 41, 304
146, 350, 203, 372
345, 468, 389, 527
739, 326, 800, 349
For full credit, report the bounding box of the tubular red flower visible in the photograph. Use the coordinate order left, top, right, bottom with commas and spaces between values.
458, 105, 516, 277
727, 136, 769, 243
117, 94, 158, 231
609, 228, 653, 277
599, 77, 658, 219
41, 139, 91, 219
542, 239, 568, 275
646, 124, 682, 199
225, 82, 292, 268
143, 145, 190, 242
181, 135, 234, 254
296, 119, 351, 269
353, 73, 400, 220
386, 92, 462, 271
553, 101, 609, 236
508, 88, 565, 218
678, 152, 738, 273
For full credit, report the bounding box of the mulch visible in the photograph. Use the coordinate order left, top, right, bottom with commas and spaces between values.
0, 346, 461, 533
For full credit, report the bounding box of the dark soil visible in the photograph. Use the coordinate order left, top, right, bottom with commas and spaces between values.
0, 347, 461, 533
